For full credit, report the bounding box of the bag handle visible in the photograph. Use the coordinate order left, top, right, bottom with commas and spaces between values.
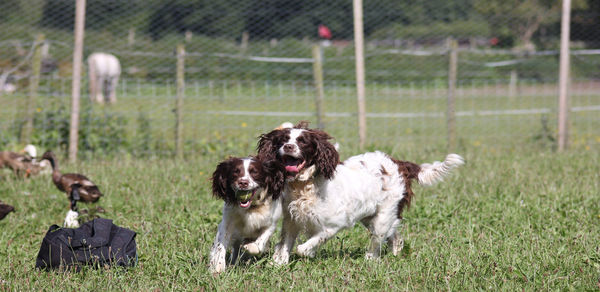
64, 218, 113, 248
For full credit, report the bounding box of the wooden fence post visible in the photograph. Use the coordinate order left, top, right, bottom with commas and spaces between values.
558, 0, 572, 151
508, 70, 518, 102
21, 34, 44, 144
128, 28, 135, 47
175, 44, 185, 159
69, 0, 86, 163
353, 0, 367, 150
241, 31, 249, 53
312, 45, 325, 129
447, 38, 458, 152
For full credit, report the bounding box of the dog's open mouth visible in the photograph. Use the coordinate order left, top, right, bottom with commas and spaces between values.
236, 189, 257, 209
283, 155, 306, 177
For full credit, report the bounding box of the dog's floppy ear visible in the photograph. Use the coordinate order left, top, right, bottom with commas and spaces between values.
211, 159, 236, 204
257, 129, 284, 161
262, 160, 286, 200
310, 130, 339, 179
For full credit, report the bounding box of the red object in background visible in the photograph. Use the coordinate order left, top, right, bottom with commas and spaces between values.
318, 25, 332, 39
490, 37, 499, 46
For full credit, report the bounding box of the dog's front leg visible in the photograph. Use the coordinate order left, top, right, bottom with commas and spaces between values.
243, 224, 276, 255
229, 241, 241, 265
273, 216, 299, 265
296, 229, 334, 258
209, 220, 231, 273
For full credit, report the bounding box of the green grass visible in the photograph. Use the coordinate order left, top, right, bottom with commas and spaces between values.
1, 146, 599, 290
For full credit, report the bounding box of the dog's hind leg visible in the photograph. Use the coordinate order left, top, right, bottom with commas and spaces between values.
364, 204, 399, 259
229, 241, 241, 265
386, 220, 404, 256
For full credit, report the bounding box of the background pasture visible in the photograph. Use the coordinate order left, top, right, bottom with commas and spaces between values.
2, 79, 600, 156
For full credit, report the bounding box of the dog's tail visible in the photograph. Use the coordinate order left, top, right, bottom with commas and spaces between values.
417, 154, 464, 186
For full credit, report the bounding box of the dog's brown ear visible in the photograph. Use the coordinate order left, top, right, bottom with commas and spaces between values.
262, 160, 285, 200
257, 129, 285, 161
310, 130, 339, 179
211, 159, 236, 204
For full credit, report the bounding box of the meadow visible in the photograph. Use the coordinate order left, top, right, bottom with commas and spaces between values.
0, 143, 599, 290
1, 78, 599, 290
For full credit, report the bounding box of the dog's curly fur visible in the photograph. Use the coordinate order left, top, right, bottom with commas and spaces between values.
257, 123, 464, 264
209, 156, 285, 273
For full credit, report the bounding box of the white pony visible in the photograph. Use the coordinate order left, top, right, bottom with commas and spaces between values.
87, 52, 121, 104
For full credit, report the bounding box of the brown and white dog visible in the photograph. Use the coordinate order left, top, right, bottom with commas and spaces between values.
257, 122, 464, 264
209, 156, 285, 273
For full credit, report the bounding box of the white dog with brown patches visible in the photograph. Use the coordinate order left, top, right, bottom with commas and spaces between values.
209, 157, 286, 273
257, 122, 464, 264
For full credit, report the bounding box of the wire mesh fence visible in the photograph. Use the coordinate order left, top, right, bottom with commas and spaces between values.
1, 0, 599, 157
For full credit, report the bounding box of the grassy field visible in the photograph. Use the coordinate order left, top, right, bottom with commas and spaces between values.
0, 144, 599, 290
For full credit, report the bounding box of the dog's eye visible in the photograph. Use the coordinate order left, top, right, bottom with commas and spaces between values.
249, 169, 257, 175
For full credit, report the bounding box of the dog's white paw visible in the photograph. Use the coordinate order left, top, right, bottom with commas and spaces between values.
272, 245, 289, 265
296, 243, 316, 258
365, 252, 382, 260
209, 262, 226, 274
272, 253, 289, 265
243, 243, 261, 255
391, 238, 404, 256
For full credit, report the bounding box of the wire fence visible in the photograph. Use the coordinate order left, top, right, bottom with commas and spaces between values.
1, 0, 599, 157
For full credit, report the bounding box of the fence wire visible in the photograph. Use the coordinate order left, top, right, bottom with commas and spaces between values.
1, 0, 599, 157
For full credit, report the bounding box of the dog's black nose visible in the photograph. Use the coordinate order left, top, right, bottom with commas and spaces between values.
238, 179, 249, 189
283, 144, 295, 153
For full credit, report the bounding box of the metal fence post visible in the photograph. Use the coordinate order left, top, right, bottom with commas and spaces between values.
312, 45, 325, 129
175, 44, 185, 159
21, 34, 44, 144
447, 38, 458, 152
69, 0, 86, 163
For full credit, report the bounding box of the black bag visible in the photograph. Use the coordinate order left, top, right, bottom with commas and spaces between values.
35, 218, 137, 270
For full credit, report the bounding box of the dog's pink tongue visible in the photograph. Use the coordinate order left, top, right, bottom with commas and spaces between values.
285, 165, 299, 173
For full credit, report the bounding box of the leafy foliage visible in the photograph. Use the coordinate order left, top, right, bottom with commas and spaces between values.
28, 104, 130, 155
30, 0, 597, 47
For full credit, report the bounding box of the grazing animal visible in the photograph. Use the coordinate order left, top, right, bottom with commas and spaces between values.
0, 202, 14, 220
88, 52, 121, 104
0, 149, 34, 177
41, 151, 103, 227
22, 144, 51, 175
257, 122, 464, 264
209, 156, 286, 273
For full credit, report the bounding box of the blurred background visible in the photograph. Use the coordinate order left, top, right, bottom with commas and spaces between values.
0, 0, 599, 158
